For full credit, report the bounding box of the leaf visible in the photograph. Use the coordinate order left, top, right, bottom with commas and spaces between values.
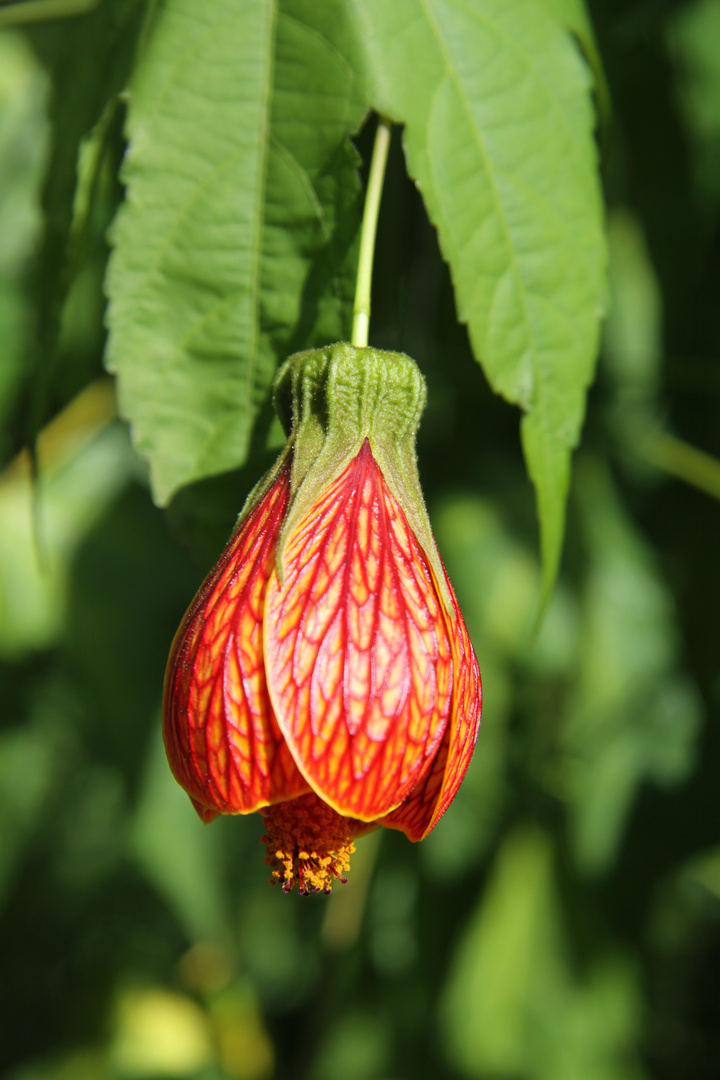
0, 31, 48, 443
441, 828, 645, 1080
23, 0, 146, 443
537, 0, 608, 118
0, 382, 134, 657
538, 0, 595, 43
0, 724, 55, 904
106, 0, 367, 505
441, 828, 565, 1078
603, 209, 662, 392
130, 733, 230, 943
562, 459, 701, 874
351, 0, 606, 602
669, 0, 720, 203
0, 0, 99, 26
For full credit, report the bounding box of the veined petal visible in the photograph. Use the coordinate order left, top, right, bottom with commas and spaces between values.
264, 440, 453, 821
163, 464, 310, 817
382, 567, 481, 841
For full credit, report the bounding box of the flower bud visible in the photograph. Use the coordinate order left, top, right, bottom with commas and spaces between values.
164, 344, 481, 893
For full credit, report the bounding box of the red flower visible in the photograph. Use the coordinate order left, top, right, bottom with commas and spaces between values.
163, 345, 481, 893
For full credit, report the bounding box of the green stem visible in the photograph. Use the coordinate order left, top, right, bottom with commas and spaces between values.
352, 115, 393, 348
635, 428, 720, 501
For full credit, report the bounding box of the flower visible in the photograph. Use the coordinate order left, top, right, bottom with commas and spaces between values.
163, 344, 481, 894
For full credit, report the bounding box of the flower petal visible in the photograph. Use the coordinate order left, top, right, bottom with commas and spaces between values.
163, 464, 310, 816
382, 568, 481, 840
264, 440, 453, 821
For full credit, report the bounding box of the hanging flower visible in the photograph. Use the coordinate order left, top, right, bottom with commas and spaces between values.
163, 344, 481, 894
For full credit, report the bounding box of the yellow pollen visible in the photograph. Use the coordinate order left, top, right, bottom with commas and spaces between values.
260, 793, 359, 895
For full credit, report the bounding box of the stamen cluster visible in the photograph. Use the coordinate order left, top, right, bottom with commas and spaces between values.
261, 794, 360, 894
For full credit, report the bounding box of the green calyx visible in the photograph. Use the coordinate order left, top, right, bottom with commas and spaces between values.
247, 342, 451, 616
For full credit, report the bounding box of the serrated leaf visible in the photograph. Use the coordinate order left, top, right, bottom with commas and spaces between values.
106, 0, 367, 505
352, 0, 606, 602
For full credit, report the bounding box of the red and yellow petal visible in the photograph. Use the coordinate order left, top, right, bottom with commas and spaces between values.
263, 440, 453, 822
382, 566, 481, 841
163, 464, 310, 818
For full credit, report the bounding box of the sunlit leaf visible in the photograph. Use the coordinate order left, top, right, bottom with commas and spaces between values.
352, 0, 606, 601
539, 0, 596, 43
106, 0, 366, 505
538, 0, 608, 118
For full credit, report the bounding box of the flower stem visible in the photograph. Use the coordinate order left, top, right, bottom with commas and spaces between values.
352, 115, 393, 348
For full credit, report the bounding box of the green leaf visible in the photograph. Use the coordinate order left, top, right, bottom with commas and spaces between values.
441, 828, 645, 1080
562, 459, 701, 874
0, 724, 55, 903
0, 0, 99, 26
130, 733, 230, 943
669, 0, 720, 203
0, 30, 48, 443
106, 0, 367, 505
537, 0, 608, 118
441, 828, 564, 1078
603, 209, 662, 392
538, 0, 594, 42
352, 0, 606, 602
0, 384, 135, 657
24, 0, 146, 442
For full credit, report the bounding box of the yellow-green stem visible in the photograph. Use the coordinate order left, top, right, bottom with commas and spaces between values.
352, 116, 393, 348
635, 428, 720, 501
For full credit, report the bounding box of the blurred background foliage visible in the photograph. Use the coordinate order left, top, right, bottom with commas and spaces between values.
1, 1, 720, 1079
